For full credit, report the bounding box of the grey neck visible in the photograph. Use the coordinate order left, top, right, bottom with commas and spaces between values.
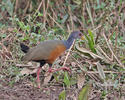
63, 35, 75, 49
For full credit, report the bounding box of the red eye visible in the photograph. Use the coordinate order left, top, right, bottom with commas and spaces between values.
79, 33, 82, 36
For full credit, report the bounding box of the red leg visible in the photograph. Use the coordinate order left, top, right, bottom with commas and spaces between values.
37, 67, 41, 88
48, 67, 71, 73
54, 67, 71, 72
48, 67, 53, 73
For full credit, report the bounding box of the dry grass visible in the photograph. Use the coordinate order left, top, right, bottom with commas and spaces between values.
0, 0, 125, 100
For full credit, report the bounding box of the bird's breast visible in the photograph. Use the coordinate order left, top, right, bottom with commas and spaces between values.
47, 44, 66, 64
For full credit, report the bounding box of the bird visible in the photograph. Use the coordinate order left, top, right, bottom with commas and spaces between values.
20, 31, 84, 88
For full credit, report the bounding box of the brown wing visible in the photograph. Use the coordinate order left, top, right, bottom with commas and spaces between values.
22, 40, 66, 63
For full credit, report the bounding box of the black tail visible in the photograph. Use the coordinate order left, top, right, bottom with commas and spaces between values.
20, 43, 29, 53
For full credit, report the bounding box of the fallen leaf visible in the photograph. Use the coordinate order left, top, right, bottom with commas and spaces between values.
20, 68, 32, 75
30, 68, 38, 74
95, 61, 106, 80
71, 62, 77, 67
16, 64, 32, 67
76, 45, 103, 59
77, 73, 85, 89
43, 72, 53, 85
8, 27, 14, 31
20, 68, 37, 75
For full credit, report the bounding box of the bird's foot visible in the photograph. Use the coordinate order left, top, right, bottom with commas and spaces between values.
56, 67, 71, 72
48, 67, 54, 73
37, 67, 41, 88
48, 67, 71, 73
37, 84, 40, 89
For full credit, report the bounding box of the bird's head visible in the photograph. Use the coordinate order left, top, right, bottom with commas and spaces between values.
71, 31, 84, 40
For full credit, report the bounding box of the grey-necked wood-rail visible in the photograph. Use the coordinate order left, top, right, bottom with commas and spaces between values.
20, 31, 84, 88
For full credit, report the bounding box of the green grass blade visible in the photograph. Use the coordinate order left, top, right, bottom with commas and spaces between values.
63, 72, 70, 88
84, 30, 96, 53
59, 90, 66, 100
78, 83, 91, 100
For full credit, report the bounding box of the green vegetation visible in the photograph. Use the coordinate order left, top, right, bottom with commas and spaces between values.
0, 0, 125, 99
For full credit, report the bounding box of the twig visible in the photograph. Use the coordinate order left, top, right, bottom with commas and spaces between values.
14, 0, 19, 14
16, 64, 33, 67
47, 13, 64, 30
71, 53, 100, 81
87, 71, 125, 74
97, 45, 113, 61
50, 7, 57, 27
23, 0, 31, 16
36, 0, 44, 13
115, 26, 118, 54
96, 82, 125, 87
86, 0, 94, 28
92, 24, 102, 32
33, 0, 44, 22
103, 32, 124, 68
63, 40, 75, 67
43, 0, 50, 32
68, 5, 74, 30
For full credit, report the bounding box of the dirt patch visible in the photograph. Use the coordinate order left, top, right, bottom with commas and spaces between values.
0, 79, 79, 100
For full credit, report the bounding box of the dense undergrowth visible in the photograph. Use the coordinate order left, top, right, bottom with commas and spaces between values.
0, 0, 125, 100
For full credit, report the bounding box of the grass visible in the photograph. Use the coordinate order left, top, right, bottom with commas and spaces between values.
0, 0, 125, 99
